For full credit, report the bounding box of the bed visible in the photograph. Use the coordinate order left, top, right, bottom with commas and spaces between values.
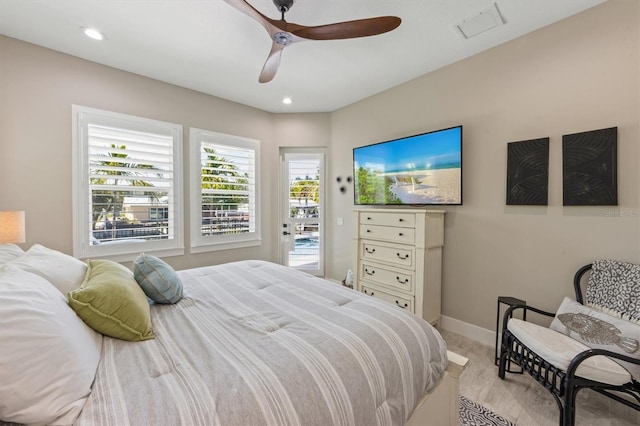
0, 244, 467, 426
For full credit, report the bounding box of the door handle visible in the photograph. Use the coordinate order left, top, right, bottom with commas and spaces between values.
283, 231, 291, 235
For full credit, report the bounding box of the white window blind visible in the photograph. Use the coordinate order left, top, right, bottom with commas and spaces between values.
73, 106, 183, 260
190, 128, 260, 252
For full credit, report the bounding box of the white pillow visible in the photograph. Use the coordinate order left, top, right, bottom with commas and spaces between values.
550, 297, 640, 380
0, 266, 102, 425
4, 244, 87, 295
0, 244, 24, 265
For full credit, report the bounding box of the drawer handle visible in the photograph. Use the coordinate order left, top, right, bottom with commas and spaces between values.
365, 247, 376, 254
398, 218, 404, 222
396, 252, 409, 260
398, 232, 404, 236
395, 300, 408, 309
366, 229, 371, 233
396, 276, 409, 284
364, 289, 375, 296
365, 268, 375, 275
366, 217, 372, 220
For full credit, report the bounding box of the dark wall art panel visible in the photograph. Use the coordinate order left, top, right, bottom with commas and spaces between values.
506, 138, 549, 205
562, 127, 618, 206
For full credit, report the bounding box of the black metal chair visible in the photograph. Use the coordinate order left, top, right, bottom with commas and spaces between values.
498, 263, 640, 426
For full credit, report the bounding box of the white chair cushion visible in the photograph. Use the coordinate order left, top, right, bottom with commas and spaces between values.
507, 318, 631, 386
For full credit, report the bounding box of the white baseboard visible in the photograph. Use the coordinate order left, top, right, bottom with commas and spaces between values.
440, 315, 495, 348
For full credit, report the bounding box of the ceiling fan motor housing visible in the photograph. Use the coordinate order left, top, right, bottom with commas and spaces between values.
273, 32, 293, 45
273, 0, 294, 13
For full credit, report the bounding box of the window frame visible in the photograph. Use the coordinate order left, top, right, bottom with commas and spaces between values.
189, 127, 261, 253
72, 105, 184, 261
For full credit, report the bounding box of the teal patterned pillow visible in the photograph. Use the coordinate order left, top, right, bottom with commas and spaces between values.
133, 253, 183, 304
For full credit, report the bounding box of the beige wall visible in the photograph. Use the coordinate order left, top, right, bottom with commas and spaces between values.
1, 0, 638, 332
328, 0, 640, 330
0, 35, 329, 271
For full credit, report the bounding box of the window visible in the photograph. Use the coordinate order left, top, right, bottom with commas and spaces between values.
190, 128, 260, 252
149, 207, 168, 221
72, 105, 183, 260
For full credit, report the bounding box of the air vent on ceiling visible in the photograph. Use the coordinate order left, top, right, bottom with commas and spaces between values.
454, 3, 505, 40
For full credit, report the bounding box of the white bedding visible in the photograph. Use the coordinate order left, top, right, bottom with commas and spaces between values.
74, 260, 448, 426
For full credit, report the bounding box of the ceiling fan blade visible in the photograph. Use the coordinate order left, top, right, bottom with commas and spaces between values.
259, 42, 286, 83
223, 0, 279, 35
291, 16, 401, 40
224, 0, 310, 38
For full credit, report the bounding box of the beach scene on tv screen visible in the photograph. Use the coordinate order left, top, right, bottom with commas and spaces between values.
354, 128, 461, 205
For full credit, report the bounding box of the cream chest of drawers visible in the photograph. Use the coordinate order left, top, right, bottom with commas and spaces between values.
352, 208, 445, 326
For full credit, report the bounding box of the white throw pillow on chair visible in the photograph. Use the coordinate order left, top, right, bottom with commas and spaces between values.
549, 296, 640, 380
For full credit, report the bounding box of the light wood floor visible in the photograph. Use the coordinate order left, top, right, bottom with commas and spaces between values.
441, 329, 640, 426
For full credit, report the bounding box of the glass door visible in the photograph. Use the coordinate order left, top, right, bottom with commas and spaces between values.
280, 149, 325, 276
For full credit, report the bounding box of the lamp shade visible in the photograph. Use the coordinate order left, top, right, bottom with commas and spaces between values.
0, 211, 26, 244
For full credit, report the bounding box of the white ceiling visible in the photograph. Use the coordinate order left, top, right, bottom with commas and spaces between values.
0, 0, 606, 113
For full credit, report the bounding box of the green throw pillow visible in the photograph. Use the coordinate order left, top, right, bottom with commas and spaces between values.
68, 259, 154, 342
133, 253, 183, 304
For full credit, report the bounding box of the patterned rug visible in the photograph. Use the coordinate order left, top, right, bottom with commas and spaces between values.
460, 395, 515, 426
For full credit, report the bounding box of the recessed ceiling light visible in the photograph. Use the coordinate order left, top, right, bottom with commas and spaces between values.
83, 28, 105, 41
282, 97, 293, 105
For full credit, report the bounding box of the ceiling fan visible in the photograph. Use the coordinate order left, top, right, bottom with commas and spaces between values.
223, 0, 402, 83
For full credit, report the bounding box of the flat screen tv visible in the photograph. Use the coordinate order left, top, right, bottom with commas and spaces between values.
353, 125, 462, 205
